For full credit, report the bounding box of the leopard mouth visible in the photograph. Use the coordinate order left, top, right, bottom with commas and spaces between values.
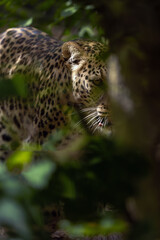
96, 116, 112, 128
79, 107, 112, 133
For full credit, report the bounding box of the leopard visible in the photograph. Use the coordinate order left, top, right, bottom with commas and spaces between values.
0, 26, 111, 161
0, 27, 114, 239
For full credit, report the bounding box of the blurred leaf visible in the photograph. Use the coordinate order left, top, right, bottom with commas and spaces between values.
59, 216, 127, 236
66, 0, 72, 7
79, 25, 95, 38
0, 164, 30, 198
61, 5, 79, 18
0, 74, 28, 99
21, 142, 41, 152
11, 74, 28, 97
22, 17, 33, 27
0, 199, 31, 239
59, 174, 76, 199
0, 162, 7, 176
1, 177, 27, 197
42, 130, 64, 151
85, 5, 95, 10
22, 160, 56, 189
0, 0, 12, 6
7, 151, 33, 171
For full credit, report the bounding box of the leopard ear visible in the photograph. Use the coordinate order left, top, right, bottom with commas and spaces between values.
62, 41, 82, 65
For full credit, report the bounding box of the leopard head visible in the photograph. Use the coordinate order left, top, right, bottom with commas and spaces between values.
62, 40, 112, 133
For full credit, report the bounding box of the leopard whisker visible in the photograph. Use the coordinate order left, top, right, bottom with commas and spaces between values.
89, 117, 102, 130
74, 111, 97, 128
86, 114, 98, 125
80, 107, 96, 113
104, 117, 108, 127
74, 119, 83, 128
92, 124, 100, 134
82, 112, 97, 120
90, 118, 101, 128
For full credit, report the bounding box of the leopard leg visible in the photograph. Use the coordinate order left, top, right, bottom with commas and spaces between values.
51, 230, 70, 240
43, 203, 69, 240
0, 118, 12, 161
0, 110, 20, 161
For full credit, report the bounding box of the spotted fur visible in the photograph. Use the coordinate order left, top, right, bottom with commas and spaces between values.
0, 27, 111, 160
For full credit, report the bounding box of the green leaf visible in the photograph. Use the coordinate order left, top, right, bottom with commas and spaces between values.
79, 25, 95, 38
0, 162, 7, 176
42, 130, 63, 151
85, 5, 95, 10
2, 178, 26, 197
22, 160, 56, 189
0, 74, 28, 99
7, 151, 33, 171
0, 199, 31, 239
60, 174, 76, 199
11, 74, 28, 98
61, 6, 79, 18
22, 18, 33, 27
60, 216, 127, 236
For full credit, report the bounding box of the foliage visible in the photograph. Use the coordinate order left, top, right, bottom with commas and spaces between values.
0, 133, 149, 239
0, 0, 104, 41
0, 0, 160, 240
0, 74, 28, 100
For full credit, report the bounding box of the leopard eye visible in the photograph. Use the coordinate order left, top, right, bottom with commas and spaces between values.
72, 59, 80, 64
92, 78, 103, 86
